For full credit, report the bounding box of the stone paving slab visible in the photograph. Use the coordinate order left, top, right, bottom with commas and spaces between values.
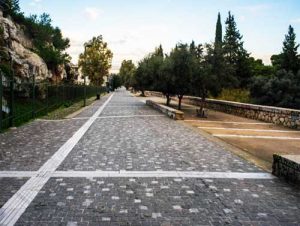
16, 177, 300, 226
1, 90, 300, 225
0, 120, 86, 171
0, 177, 28, 208
58, 116, 262, 172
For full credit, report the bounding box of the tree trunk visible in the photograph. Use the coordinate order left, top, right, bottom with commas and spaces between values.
141, 90, 145, 97
200, 93, 206, 116
178, 95, 183, 110
166, 94, 170, 106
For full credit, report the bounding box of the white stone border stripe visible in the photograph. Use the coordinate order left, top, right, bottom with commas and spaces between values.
71, 115, 164, 120
198, 127, 300, 133
97, 115, 164, 119
0, 171, 37, 178
213, 134, 300, 140
185, 120, 271, 125
52, 171, 275, 179
0, 93, 114, 226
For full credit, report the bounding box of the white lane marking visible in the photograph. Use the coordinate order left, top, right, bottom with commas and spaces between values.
71, 115, 164, 120
185, 120, 271, 125
0, 171, 37, 178
97, 115, 164, 119
198, 127, 300, 133
52, 171, 275, 179
0, 93, 114, 226
36, 119, 70, 122
213, 134, 300, 140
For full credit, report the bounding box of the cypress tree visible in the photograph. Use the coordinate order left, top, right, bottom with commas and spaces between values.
223, 11, 251, 88
281, 25, 300, 74
215, 12, 222, 47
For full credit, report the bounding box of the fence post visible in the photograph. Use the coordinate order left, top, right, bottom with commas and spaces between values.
0, 70, 2, 131
46, 82, 49, 115
84, 75, 86, 107
8, 73, 14, 127
32, 72, 36, 118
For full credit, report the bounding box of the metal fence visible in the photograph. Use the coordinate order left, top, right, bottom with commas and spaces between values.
0, 70, 106, 132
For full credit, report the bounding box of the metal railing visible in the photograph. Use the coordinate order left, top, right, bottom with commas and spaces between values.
0, 70, 106, 132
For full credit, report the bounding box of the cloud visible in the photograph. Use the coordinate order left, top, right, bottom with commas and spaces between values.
29, 0, 42, 6
238, 4, 270, 14
290, 18, 300, 24
84, 7, 102, 20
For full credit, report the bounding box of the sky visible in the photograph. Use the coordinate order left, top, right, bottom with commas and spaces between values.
20, 0, 300, 73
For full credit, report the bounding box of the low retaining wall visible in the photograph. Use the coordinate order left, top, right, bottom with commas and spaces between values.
273, 154, 300, 185
181, 96, 300, 129
145, 91, 300, 129
146, 100, 184, 120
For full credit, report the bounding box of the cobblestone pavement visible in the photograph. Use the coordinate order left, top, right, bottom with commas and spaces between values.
0, 89, 300, 225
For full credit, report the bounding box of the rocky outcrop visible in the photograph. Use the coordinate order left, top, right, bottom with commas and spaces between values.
0, 9, 61, 82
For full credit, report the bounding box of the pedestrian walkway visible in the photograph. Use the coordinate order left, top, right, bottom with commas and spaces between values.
0, 89, 299, 225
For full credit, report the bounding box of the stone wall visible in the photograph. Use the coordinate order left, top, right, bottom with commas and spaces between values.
145, 91, 300, 129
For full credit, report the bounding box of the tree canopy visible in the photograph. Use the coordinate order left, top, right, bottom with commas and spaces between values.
78, 36, 113, 86
119, 60, 136, 89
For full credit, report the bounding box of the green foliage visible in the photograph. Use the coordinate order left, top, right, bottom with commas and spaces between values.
281, 25, 300, 74
250, 70, 300, 109
223, 11, 252, 88
215, 12, 222, 46
249, 58, 274, 77
119, 60, 136, 89
132, 55, 154, 96
216, 89, 251, 103
78, 35, 113, 86
0, 0, 20, 17
251, 25, 300, 109
169, 43, 194, 109
1, 2, 70, 72
110, 74, 122, 90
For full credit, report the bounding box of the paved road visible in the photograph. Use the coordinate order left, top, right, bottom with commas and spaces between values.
0, 89, 299, 226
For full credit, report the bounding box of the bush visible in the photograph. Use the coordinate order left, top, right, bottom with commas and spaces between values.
214, 88, 251, 103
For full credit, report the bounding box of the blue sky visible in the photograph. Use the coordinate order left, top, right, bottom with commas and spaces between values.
20, 0, 300, 72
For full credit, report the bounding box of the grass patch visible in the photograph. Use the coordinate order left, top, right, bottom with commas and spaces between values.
214, 88, 251, 103
42, 96, 98, 120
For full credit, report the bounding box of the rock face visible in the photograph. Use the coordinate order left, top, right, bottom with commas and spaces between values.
0, 9, 60, 82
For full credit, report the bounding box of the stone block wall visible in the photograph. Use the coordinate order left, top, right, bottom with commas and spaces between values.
180, 96, 300, 129
273, 154, 300, 185
145, 91, 300, 129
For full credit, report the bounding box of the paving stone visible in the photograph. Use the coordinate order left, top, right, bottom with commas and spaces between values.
2, 90, 300, 225
16, 177, 300, 225
0, 177, 28, 208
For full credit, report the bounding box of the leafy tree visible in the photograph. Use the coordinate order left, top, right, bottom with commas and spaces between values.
250, 70, 300, 109
132, 55, 154, 96
0, 0, 20, 17
110, 74, 122, 90
249, 58, 274, 77
78, 35, 113, 86
169, 44, 194, 110
157, 55, 175, 106
191, 43, 222, 116
119, 60, 136, 89
223, 11, 251, 88
251, 25, 300, 109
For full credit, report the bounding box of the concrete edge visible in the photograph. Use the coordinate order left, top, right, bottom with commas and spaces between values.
146, 100, 184, 120
272, 154, 300, 185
